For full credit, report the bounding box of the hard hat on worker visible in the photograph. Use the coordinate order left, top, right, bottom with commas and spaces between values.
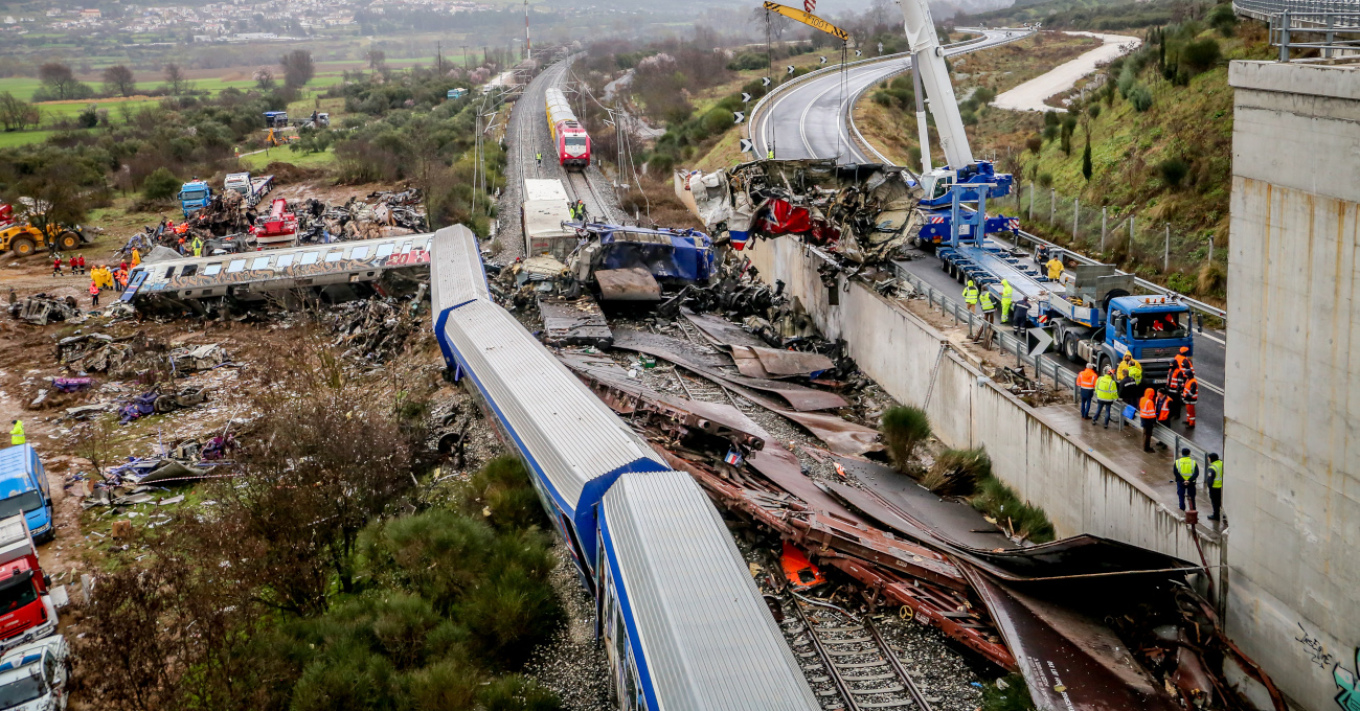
1180, 346, 1190, 354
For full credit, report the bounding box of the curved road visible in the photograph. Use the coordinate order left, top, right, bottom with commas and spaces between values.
751, 29, 1226, 452
751, 28, 1028, 163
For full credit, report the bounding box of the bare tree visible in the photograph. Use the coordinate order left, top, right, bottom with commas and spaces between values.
37, 62, 81, 100
163, 63, 191, 95
252, 65, 275, 91
280, 49, 315, 89
366, 48, 387, 77
0, 92, 38, 132
101, 64, 136, 97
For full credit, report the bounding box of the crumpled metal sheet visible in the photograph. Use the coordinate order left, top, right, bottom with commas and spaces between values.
612, 329, 847, 412
682, 311, 767, 348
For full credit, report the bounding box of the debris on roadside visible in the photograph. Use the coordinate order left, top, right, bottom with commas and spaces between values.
539, 297, 613, 348
12, 295, 82, 325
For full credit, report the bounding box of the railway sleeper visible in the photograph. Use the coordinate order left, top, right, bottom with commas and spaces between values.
850, 685, 906, 694
838, 671, 897, 682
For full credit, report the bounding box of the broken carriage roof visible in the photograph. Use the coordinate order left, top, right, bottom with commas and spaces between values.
127, 232, 435, 301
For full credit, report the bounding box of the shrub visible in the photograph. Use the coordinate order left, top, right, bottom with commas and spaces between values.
141, 167, 180, 201
880, 405, 931, 470
458, 456, 547, 531
973, 86, 996, 104
1087, 103, 1100, 119
402, 657, 483, 711
1082, 135, 1093, 181
478, 675, 562, 711
726, 52, 768, 71
1159, 157, 1189, 188
1127, 84, 1153, 112
979, 673, 1035, 711
291, 647, 399, 711
1042, 124, 1058, 142
970, 475, 1054, 542
1197, 261, 1227, 296
1038, 172, 1054, 188
921, 448, 991, 497
873, 91, 893, 108
1182, 39, 1222, 74
1025, 134, 1042, 154
1209, 3, 1237, 36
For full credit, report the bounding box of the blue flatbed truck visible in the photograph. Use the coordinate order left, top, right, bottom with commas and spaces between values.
937, 236, 1194, 387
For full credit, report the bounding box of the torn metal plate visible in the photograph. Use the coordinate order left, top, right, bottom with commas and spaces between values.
682, 310, 767, 348
596, 267, 662, 302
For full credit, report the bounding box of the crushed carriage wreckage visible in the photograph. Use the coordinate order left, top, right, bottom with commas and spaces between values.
675, 158, 926, 264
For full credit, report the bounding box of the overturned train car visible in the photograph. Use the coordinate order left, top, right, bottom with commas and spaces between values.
429, 224, 821, 711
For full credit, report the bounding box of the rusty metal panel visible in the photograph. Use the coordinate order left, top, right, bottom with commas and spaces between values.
539, 297, 613, 347
682, 310, 768, 347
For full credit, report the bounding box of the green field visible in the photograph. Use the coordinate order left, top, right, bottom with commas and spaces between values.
0, 129, 57, 148
239, 146, 338, 171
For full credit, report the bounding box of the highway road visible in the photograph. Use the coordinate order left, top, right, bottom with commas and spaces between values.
750, 29, 1226, 453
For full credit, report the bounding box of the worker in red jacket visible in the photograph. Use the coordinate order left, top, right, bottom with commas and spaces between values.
52, 256, 63, 277
76, 254, 85, 275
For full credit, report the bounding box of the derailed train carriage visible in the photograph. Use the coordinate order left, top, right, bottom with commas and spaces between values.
430, 225, 819, 711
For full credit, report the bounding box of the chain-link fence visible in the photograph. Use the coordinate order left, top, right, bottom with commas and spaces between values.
1004, 183, 1225, 291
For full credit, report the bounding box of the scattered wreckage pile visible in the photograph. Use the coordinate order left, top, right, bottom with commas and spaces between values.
117, 188, 428, 257
677, 159, 922, 265
484, 246, 1288, 710
82, 433, 238, 512
43, 335, 234, 423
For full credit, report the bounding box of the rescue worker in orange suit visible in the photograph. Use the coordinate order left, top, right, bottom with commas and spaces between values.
1181, 372, 1199, 428
1077, 363, 1098, 420
1166, 364, 1188, 421
1174, 346, 1192, 372
1156, 388, 1173, 423
1139, 389, 1158, 453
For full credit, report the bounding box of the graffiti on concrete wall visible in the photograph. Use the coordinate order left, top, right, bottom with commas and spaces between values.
1300, 622, 1341, 670
1337, 649, 1360, 711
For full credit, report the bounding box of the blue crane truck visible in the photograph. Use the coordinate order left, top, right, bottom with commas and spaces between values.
178, 180, 212, 218
935, 202, 1193, 387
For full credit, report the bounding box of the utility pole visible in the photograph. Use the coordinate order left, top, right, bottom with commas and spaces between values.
524, 0, 531, 60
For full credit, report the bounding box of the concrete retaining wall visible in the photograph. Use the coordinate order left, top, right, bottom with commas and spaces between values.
742, 236, 1222, 572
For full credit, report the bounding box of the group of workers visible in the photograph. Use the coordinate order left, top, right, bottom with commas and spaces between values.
567, 199, 588, 222
1072, 348, 1221, 521
51, 254, 86, 277
962, 278, 1015, 347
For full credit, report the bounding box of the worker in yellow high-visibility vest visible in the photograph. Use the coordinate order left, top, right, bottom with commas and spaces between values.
9, 420, 23, 446
962, 280, 979, 314
1000, 279, 1013, 323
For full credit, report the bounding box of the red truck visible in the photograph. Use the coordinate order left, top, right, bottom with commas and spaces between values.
254, 198, 297, 250
0, 515, 56, 651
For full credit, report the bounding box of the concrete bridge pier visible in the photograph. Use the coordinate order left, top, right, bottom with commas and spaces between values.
1225, 58, 1360, 711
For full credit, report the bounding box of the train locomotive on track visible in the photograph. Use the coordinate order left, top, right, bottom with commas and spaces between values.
431, 225, 820, 711
545, 87, 591, 170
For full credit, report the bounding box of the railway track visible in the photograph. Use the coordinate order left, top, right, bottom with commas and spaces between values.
565, 170, 612, 224
783, 596, 936, 711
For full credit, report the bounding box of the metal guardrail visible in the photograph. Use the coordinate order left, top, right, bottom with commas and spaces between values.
890, 261, 1215, 467
1234, 1, 1360, 61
